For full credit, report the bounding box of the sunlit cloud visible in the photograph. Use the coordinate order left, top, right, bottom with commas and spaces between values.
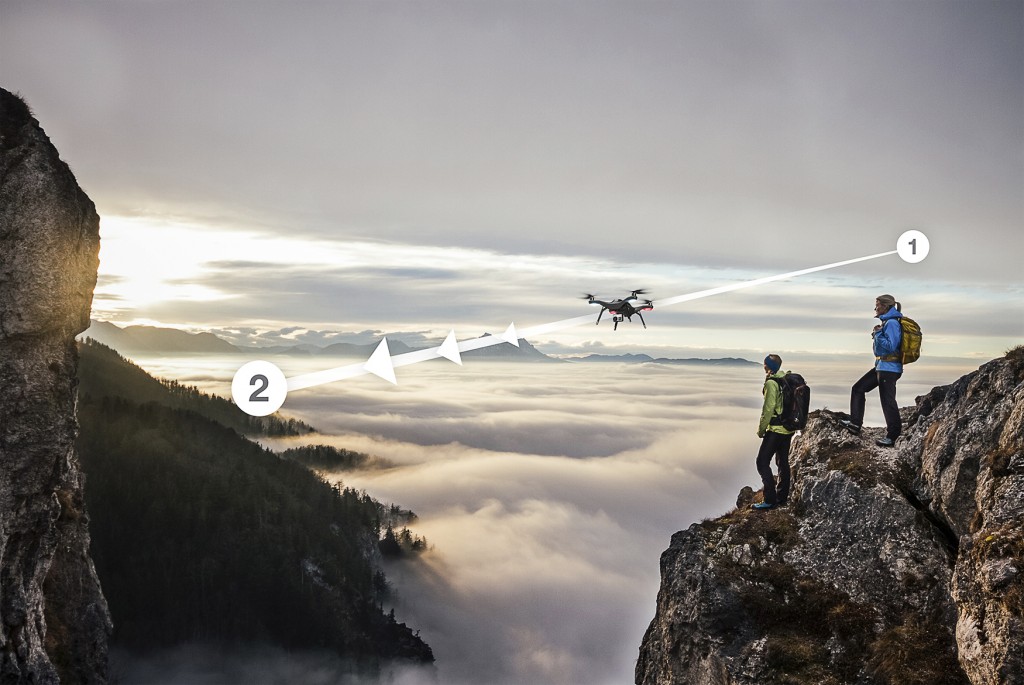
92, 214, 1020, 361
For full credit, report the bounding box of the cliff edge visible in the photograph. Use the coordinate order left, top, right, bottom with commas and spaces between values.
637, 349, 1023, 685
1, 89, 111, 682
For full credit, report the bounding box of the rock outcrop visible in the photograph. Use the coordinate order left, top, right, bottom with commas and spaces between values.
1, 89, 111, 682
637, 349, 1023, 685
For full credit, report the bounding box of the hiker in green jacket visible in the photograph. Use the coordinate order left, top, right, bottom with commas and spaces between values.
753, 354, 795, 510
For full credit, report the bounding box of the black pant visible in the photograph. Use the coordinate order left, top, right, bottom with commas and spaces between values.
850, 369, 902, 440
756, 431, 792, 505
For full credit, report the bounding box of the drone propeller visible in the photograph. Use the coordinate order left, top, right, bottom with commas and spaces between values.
582, 293, 596, 301
630, 289, 649, 296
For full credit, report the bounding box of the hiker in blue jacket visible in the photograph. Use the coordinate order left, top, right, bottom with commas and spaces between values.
841, 294, 903, 447
752, 354, 794, 510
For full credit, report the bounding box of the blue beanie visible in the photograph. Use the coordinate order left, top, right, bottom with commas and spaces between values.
764, 355, 781, 373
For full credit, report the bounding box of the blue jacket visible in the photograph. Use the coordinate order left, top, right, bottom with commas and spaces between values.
873, 308, 903, 373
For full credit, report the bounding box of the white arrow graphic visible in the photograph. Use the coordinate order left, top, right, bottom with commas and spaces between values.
500, 322, 520, 347
364, 338, 397, 385
278, 248, 901, 394
438, 329, 463, 365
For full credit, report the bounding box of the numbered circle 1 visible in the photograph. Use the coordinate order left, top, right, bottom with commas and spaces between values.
897, 230, 930, 264
232, 360, 288, 416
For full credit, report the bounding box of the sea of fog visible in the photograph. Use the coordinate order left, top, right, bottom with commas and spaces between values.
125, 353, 984, 685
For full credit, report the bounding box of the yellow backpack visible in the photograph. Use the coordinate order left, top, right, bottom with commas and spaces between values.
882, 317, 922, 364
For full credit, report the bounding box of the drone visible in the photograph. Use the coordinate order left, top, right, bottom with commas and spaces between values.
583, 289, 654, 330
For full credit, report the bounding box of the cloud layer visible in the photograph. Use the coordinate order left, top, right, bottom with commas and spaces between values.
216, 357, 984, 685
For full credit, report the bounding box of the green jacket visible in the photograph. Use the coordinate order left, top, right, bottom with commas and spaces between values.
759, 370, 795, 438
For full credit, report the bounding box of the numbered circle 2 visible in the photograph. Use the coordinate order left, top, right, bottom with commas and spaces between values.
232, 360, 288, 416
897, 230, 930, 264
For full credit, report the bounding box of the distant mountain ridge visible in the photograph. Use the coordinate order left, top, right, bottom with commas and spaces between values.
567, 353, 757, 366
81, 320, 549, 361
83, 320, 238, 354
82, 320, 755, 366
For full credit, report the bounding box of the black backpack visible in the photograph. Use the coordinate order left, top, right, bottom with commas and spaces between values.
769, 373, 810, 431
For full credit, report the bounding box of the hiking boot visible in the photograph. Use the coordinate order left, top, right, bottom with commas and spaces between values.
840, 419, 861, 435
876, 437, 896, 448
751, 502, 776, 510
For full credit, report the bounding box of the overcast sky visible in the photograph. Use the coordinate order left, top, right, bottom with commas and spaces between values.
4, 1, 1021, 360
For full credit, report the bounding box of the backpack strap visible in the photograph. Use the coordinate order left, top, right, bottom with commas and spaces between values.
766, 376, 785, 424
876, 318, 904, 363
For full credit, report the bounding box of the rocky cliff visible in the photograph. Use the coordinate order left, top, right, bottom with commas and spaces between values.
1, 89, 111, 682
637, 349, 1023, 685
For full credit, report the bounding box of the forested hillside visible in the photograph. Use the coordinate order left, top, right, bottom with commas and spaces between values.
78, 339, 313, 436
281, 444, 390, 471
75, 341, 433, 668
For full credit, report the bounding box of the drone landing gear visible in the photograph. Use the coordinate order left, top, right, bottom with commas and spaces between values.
637, 311, 647, 329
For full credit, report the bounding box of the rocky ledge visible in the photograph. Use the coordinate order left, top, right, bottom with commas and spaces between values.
637, 349, 1023, 685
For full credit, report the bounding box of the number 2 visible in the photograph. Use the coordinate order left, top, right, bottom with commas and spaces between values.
249, 374, 270, 402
